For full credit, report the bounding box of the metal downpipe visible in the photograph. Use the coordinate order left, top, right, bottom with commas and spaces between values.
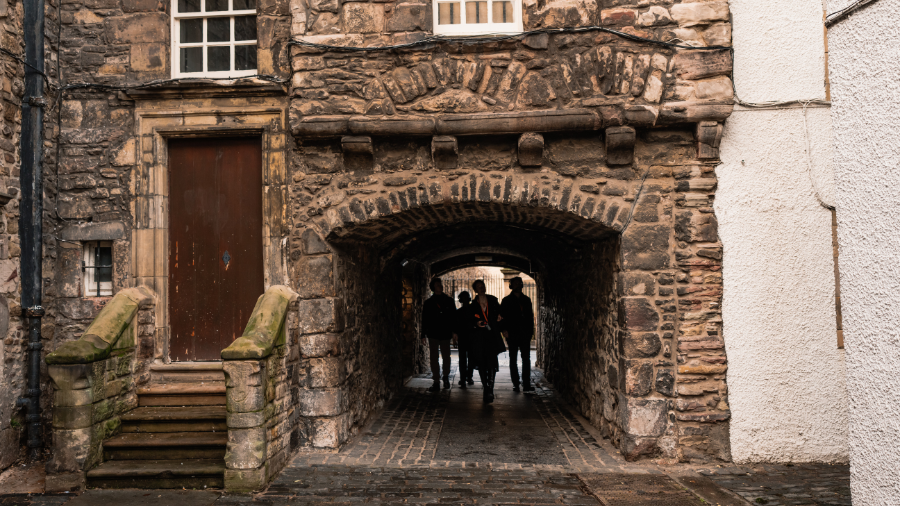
16, 0, 46, 459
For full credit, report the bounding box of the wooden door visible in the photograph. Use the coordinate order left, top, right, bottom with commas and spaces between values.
168, 137, 264, 361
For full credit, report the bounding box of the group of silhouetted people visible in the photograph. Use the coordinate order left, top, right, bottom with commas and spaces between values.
421, 276, 535, 403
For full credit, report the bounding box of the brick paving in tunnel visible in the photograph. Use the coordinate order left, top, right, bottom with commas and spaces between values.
291, 351, 625, 472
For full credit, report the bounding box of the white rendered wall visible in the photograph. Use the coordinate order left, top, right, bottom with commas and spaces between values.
715, 0, 848, 462
828, 0, 900, 501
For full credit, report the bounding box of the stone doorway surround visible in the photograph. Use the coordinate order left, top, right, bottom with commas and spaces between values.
125, 82, 290, 364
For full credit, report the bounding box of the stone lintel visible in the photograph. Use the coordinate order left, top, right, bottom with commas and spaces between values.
341, 136, 375, 171
60, 221, 125, 242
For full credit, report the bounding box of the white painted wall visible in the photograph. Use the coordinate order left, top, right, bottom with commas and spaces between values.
714, 0, 848, 462
828, 0, 900, 501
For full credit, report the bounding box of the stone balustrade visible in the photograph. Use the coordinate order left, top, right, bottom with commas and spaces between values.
44, 286, 155, 492
221, 285, 302, 492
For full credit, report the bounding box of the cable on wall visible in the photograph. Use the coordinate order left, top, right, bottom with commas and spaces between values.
825, 0, 882, 26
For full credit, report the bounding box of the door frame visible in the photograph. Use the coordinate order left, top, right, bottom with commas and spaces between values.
129, 91, 289, 363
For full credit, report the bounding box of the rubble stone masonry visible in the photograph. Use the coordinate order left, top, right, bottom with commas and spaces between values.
5, 0, 735, 471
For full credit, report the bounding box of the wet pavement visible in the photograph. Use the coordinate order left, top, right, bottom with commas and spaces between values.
0, 351, 851, 505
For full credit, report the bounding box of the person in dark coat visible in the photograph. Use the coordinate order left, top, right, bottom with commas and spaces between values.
454, 291, 475, 389
422, 277, 456, 392
466, 279, 506, 403
500, 276, 535, 392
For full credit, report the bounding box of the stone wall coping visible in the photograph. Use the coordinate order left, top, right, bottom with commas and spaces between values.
222, 285, 299, 360
60, 221, 125, 242
125, 80, 287, 100
45, 287, 155, 365
292, 104, 732, 138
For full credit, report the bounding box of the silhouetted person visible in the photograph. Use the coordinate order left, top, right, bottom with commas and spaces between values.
454, 291, 475, 389
466, 280, 506, 403
501, 276, 535, 392
422, 277, 455, 392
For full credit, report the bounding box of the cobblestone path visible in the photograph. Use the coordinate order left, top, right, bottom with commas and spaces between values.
698, 463, 852, 506
291, 352, 624, 472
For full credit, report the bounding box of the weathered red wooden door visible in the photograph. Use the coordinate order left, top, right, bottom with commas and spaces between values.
168, 137, 264, 361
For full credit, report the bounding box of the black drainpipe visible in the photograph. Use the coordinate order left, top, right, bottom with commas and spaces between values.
16, 0, 46, 459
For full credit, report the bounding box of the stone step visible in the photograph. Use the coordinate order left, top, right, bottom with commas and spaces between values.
86, 459, 225, 489
137, 384, 226, 407
149, 362, 226, 384
103, 431, 227, 461
119, 406, 227, 433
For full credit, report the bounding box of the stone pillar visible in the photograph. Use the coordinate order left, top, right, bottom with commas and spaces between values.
224, 360, 268, 492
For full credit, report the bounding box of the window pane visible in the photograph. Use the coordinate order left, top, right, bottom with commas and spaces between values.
233, 0, 256, 10
207, 17, 230, 42
97, 247, 113, 283
180, 19, 203, 43
438, 2, 460, 24
206, 0, 229, 11
466, 1, 487, 22
180, 47, 203, 72
234, 16, 257, 40
492, 0, 513, 23
179, 0, 201, 12
208, 46, 230, 71
235, 44, 257, 70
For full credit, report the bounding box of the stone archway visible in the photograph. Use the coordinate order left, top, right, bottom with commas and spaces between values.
289, 151, 729, 462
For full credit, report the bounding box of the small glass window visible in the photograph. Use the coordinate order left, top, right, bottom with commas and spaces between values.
172, 0, 258, 78
83, 241, 113, 297
434, 0, 521, 34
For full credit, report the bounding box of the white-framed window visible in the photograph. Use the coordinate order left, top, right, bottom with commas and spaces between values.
172, 0, 258, 78
83, 241, 113, 297
433, 0, 522, 35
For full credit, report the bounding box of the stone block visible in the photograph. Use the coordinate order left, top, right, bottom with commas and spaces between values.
385, 2, 431, 31
295, 255, 335, 298
226, 427, 267, 470
622, 224, 670, 271
601, 8, 635, 25
225, 465, 267, 493
130, 44, 165, 71
622, 332, 661, 358
605, 126, 635, 165
58, 195, 93, 219
617, 395, 667, 437
617, 272, 656, 297
299, 333, 341, 358
431, 136, 458, 170
695, 120, 724, 160
636, 6, 672, 27
617, 298, 659, 332
308, 357, 346, 387
53, 404, 93, 430
622, 359, 653, 396
298, 298, 344, 334
655, 368, 676, 397
342, 136, 374, 171
298, 388, 346, 416
225, 361, 267, 413
517, 133, 544, 167
620, 435, 660, 461
46, 428, 91, 473
670, 2, 729, 27
49, 364, 92, 391
300, 229, 329, 255
341, 2, 384, 33
672, 49, 732, 80
54, 387, 93, 407
105, 13, 169, 43
310, 412, 350, 448
0, 427, 21, 471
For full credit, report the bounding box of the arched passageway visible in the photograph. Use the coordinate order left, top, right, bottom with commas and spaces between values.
290, 131, 729, 464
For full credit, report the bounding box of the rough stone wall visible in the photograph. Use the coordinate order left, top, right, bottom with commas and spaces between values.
0, 0, 26, 472
539, 238, 620, 441
828, 0, 900, 500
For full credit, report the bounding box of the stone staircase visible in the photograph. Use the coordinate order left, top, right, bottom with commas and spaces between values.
86, 363, 228, 489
